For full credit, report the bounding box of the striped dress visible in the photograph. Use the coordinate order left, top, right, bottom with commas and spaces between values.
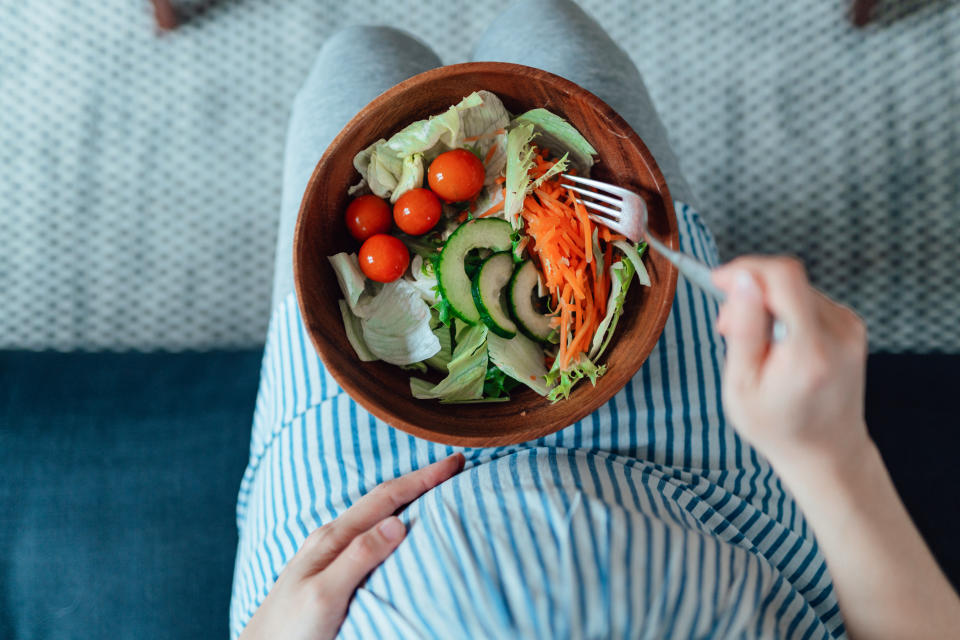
229, 202, 846, 639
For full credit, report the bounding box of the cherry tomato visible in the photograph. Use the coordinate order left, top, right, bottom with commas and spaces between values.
358, 234, 409, 283
345, 194, 392, 242
428, 149, 485, 202
393, 187, 442, 235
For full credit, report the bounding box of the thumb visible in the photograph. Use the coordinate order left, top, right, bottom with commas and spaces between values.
717, 270, 770, 383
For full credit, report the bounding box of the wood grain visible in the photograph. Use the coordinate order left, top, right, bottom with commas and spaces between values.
293, 63, 678, 447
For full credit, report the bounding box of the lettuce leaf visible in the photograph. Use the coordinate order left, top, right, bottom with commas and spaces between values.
338, 299, 377, 362
410, 321, 488, 401
512, 108, 597, 174
612, 240, 651, 286
353, 279, 441, 366
328, 252, 367, 312
481, 130, 508, 185
392, 153, 424, 202
529, 152, 569, 191
472, 183, 506, 220
423, 315, 453, 372
503, 122, 537, 229
545, 353, 607, 403
589, 259, 634, 361
384, 93, 478, 160
482, 363, 522, 398
407, 254, 439, 305
459, 90, 510, 140
352, 139, 404, 199
351, 91, 509, 203
487, 332, 552, 396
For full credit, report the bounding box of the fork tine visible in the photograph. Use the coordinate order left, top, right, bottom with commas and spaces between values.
587, 213, 629, 236
560, 183, 623, 207
578, 197, 622, 220
561, 173, 635, 198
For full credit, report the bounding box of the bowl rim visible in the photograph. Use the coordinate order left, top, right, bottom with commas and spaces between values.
293, 61, 678, 446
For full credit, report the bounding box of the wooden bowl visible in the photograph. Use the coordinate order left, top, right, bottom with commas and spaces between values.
294, 62, 678, 447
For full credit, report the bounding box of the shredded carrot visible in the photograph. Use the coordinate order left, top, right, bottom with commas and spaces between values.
477, 199, 504, 219
572, 195, 593, 265
516, 152, 628, 374
484, 143, 498, 164
463, 135, 480, 142
495, 175, 506, 185
599, 226, 627, 244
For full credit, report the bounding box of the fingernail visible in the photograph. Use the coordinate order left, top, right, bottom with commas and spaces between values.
379, 517, 405, 542
734, 271, 761, 300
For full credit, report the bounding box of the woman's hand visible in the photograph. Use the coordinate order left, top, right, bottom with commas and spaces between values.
240, 452, 465, 640
714, 256, 960, 640
712, 256, 870, 472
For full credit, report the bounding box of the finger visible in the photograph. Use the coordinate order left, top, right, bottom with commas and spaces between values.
295, 452, 464, 573
714, 256, 817, 339
313, 516, 407, 610
715, 269, 769, 383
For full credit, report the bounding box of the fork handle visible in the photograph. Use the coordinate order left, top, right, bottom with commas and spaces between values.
645, 234, 727, 301
653, 240, 787, 342
673, 252, 728, 302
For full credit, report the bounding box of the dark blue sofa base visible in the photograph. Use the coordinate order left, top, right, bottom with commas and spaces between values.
0, 350, 260, 639
1, 350, 957, 638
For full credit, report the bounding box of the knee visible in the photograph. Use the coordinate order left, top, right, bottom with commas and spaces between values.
320, 25, 412, 58
300, 25, 440, 99
313, 25, 437, 74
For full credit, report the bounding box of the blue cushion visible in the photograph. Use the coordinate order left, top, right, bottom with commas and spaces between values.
0, 350, 260, 640
1, 350, 956, 638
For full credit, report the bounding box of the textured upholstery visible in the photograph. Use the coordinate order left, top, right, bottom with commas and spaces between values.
1, 0, 959, 351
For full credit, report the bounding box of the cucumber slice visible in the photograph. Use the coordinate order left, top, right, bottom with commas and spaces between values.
471, 252, 517, 339
437, 218, 513, 324
508, 260, 554, 343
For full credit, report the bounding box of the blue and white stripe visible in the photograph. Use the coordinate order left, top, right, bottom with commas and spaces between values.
229, 202, 845, 639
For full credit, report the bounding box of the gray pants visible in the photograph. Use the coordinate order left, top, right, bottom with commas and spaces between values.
272, 0, 693, 309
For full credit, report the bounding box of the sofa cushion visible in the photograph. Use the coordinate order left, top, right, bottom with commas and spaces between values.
0, 350, 259, 640
0, 350, 957, 638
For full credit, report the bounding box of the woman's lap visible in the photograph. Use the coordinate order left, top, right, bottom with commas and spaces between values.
231, 2, 829, 636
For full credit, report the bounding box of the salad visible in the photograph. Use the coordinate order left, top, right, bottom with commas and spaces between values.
328, 90, 649, 403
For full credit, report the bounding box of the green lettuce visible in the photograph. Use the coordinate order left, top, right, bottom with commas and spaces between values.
482, 363, 522, 398
329, 252, 440, 366
546, 353, 607, 403
352, 91, 509, 203
512, 108, 597, 174
385, 92, 482, 159
589, 259, 634, 362
529, 152, 569, 191
487, 332, 552, 396
587, 243, 649, 361
612, 240, 651, 286
458, 90, 510, 140
410, 321, 488, 402
350, 138, 404, 199
471, 183, 506, 221
337, 299, 377, 362
407, 254, 439, 305
392, 153, 424, 200
328, 252, 367, 311
503, 122, 537, 228
423, 315, 453, 372
354, 279, 441, 365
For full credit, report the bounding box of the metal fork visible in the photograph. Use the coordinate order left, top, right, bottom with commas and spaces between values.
561, 174, 787, 342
